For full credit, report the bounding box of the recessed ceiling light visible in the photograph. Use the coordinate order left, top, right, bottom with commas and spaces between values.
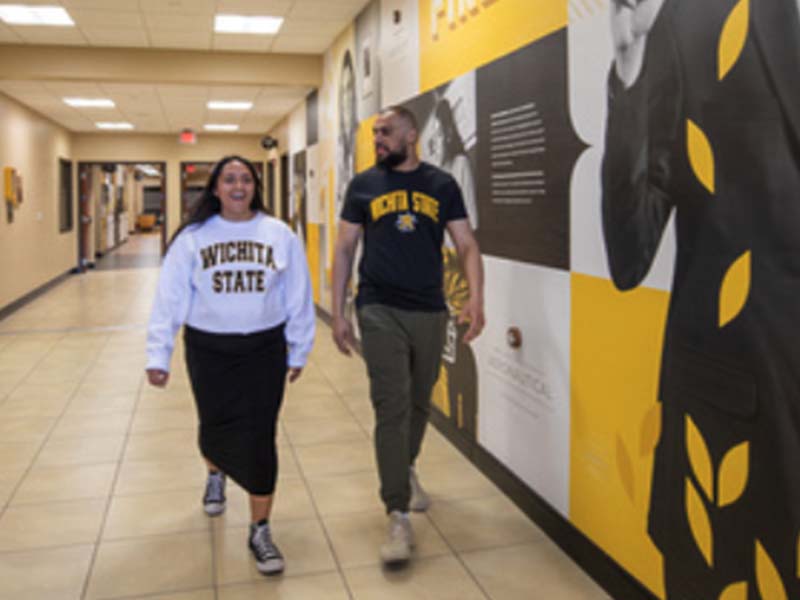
207, 101, 253, 111
0, 5, 74, 26
64, 98, 115, 108
204, 124, 239, 132
214, 14, 283, 35
96, 122, 134, 130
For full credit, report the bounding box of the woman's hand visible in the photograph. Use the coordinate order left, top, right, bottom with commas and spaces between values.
146, 368, 169, 387
288, 367, 303, 383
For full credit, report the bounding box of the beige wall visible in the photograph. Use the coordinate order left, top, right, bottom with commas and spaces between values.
0, 93, 73, 311
72, 134, 268, 240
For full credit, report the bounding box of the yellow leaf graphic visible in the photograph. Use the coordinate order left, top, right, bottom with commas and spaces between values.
718, 441, 749, 507
432, 365, 450, 417
687, 119, 716, 194
686, 415, 713, 501
639, 403, 662, 457
686, 477, 713, 567
719, 582, 747, 600
756, 541, 788, 600
718, 0, 750, 81
719, 251, 751, 328
616, 434, 635, 503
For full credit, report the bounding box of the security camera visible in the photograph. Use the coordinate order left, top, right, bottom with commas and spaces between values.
261, 135, 278, 150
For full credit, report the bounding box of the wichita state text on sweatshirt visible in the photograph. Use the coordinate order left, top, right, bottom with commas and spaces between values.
146, 213, 315, 371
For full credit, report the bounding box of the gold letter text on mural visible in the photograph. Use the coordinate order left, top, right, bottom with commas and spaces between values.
429, 0, 500, 40
369, 190, 440, 224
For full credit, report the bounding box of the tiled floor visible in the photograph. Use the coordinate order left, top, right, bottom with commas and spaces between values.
0, 233, 610, 599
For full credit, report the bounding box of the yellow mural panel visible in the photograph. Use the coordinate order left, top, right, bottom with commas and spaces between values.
306, 223, 320, 304
570, 273, 668, 599
419, 0, 567, 92
355, 114, 379, 174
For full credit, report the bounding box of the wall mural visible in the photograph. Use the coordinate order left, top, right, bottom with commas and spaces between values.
291, 1, 800, 597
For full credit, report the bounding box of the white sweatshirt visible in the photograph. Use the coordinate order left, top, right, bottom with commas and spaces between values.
146, 213, 315, 372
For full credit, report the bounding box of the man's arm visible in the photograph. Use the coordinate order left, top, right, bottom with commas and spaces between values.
331, 220, 362, 355
446, 218, 485, 343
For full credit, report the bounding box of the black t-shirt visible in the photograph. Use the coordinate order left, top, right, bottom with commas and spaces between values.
341, 162, 468, 311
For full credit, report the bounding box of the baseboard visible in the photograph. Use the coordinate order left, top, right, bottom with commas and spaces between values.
316, 303, 658, 600
0, 270, 73, 322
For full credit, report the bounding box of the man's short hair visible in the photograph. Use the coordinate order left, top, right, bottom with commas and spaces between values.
381, 105, 418, 132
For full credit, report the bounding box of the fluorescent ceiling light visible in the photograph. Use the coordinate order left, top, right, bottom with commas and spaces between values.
207, 101, 253, 111
96, 122, 134, 130
204, 124, 239, 132
214, 14, 283, 35
64, 97, 115, 108
0, 5, 74, 26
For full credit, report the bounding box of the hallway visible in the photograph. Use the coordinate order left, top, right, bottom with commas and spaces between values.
0, 238, 609, 600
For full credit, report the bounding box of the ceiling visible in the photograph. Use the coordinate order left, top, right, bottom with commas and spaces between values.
0, 0, 370, 134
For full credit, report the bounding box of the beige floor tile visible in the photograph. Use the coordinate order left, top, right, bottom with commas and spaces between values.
115, 457, 207, 496
282, 416, 367, 447
211, 478, 317, 527
124, 428, 200, 461
0, 544, 94, 600
0, 467, 25, 506
218, 573, 350, 600
85, 532, 214, 599
416, 459, 500, 503
130, 407, 197, 433
343, 555, 487, 600
138, 388, 195, 411
0, 498, 106, 551
65, 391, 137, 415
427, 495, 547, 552
1, 395, 70, 417
294, 439, 375, 477
462, 542, 611, 600
0, 416, 55, 442
284, 378, 338, 399
11, 463, 116, 505
416, 428, 467, 466
35, 434, 126, 467
123, 589, 215, 600
50, 411, 132, 439
306, 471, 384, 517
0, 441, 41, 469
215, 520, 336, 584
323, 510, 451, 568
103, 489, 209, 539
281, 395, 352, 422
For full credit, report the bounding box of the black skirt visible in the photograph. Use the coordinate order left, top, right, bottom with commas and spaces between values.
183, 323, 287, 495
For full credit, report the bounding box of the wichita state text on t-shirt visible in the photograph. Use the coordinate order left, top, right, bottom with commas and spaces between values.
341, 162, 467, 311
145, 213, 315, 372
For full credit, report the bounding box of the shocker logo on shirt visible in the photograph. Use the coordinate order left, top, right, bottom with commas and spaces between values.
396, 212, 417, 233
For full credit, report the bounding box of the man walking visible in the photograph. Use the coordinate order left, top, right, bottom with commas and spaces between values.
331, 105, 484, 565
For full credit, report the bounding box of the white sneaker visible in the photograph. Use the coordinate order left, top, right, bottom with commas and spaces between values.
249, 521, 285, 575
409, 466, 430, 512
380, 511, 415, 565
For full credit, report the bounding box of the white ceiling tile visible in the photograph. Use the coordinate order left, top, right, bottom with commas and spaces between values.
288, 0, 366, 20
139, 0, 216, 14
157, 84, 209, 100
60, 0, 139, 9
43, 81, 106, 96
13, 26, 89, 45
0, 22, 23, 42
211, 34, 271, 52
270, 35, 328, 54
69, 9, 144, 28
216, 0, 294, 16
207, 86, 260, 101
278, 18, 348, 37
148, 31, 211, 50
144, 13, 213, 31
83, 28, 150, 47
0, 81, 49, 94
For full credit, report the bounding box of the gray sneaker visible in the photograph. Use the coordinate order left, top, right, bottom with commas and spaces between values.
409, 466, 430, 512
202, 471, 226, 516
380, 510, 415, 565
249, 521, 285, 575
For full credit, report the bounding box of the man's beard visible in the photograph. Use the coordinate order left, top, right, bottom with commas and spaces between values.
376, 146, 407, 169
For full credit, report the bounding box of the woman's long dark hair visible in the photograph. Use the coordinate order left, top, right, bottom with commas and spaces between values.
168, 155, 265, 247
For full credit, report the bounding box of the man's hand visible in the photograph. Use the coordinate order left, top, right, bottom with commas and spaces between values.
288, 367, 303, 383
146, 368, 169, 388
332, 315, 357, 356
458, 297, 485, 344
611, 0, 665, 88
